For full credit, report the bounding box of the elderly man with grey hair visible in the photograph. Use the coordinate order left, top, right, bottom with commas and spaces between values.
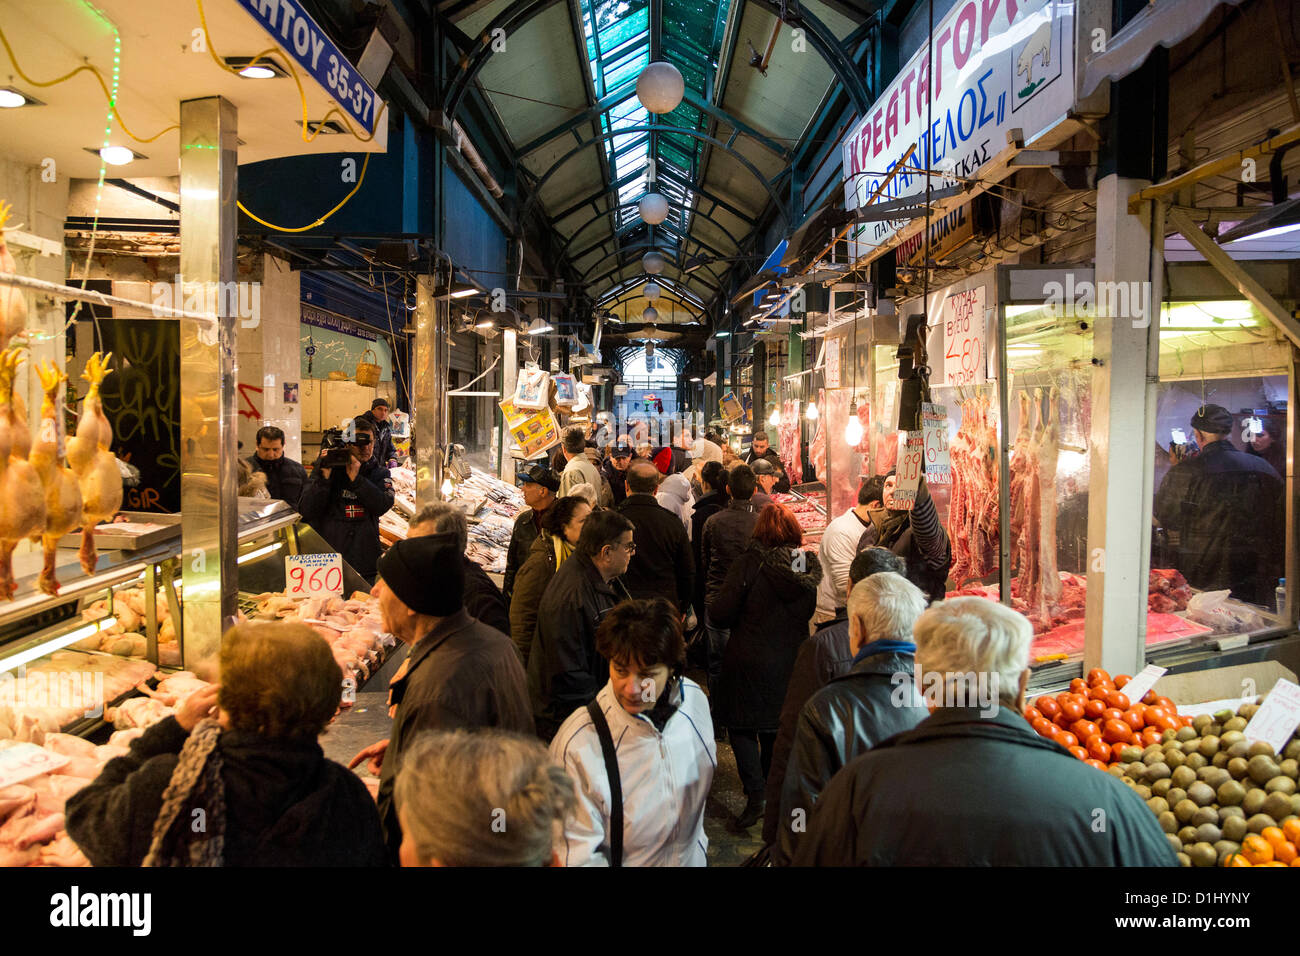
410, 503, 509, 635
773, 571, 930, 865
793, 598, 1179, 866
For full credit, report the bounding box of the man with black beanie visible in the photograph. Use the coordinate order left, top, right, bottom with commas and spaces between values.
349, 533, 534, 863
361, 397, 397, 467
1155, 403, 1283, 605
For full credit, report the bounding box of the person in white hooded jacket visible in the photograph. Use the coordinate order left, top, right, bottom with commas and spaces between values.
550, 597, 716, 866
655, 472, 695, 538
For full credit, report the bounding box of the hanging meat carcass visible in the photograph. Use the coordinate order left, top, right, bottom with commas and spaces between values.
808, 389, 827, 483
28, 362, 83, 594
944, 394, 999, 587
65, 352, 123, 576
1033, 387, 1063, 620
1008, 390, 1033, 561
0, 349, 46, 597
0, 201, 28, 349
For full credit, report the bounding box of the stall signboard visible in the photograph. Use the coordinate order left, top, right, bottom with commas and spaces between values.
921, 402, 951, 484
943, 287, 986, 386
895, 203, 977, 266
286, 552, 344, 597
893, 434, 925, 509
499, 397, 561, 459
301, 304, 377, 340
720, 391, 744, 422
841, 0, 1076, 259
235, 0, 382, 135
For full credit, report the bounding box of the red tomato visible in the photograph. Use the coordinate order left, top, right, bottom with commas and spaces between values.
1101, 707, 1125, 724
1102, 718, 1134, 744
1084, 758, 1109, 771
1111, 742, 1131, 762
1068, 745, 1088, 761
1069, 678, 1089, 695
1088, 685, 1112, 702
1058, 697, 1085, 722
1142, 690, 1159, 705
1120, 708, 1144, 731
1129, 702, 1147, 717
1114, 674, 1132, 689
1140, 726, 1163, 747
1083, 699, 1107, 720
1154, 696, 1176, 711
1023, 706, 1042, 724
1058, 731, 1079, 749
1072, 719, 1100, 742
1086, 735, 1111, 762
1144, 705, 1168, 723
1106, 691, 1131, 711
1031, 717, 1054, 737
1035, 696, 1060, 721
1087, 668, 1112, 686
1181, 715, 1194, 728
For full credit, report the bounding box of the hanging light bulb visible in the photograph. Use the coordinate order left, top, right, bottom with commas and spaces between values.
805, 401, 819, 421
642, 251, 666, 274
441, 477, 454, 498
638, 193, 669, 224
636, 61, 685, 114
642, 306, 659, 323
643, 281, 661, 301
768, 406, 781, 427
844, 403, 864, 446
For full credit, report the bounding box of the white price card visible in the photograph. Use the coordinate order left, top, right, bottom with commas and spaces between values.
943, 287, 986, 387
921, 403, 950, 484
1119, 664, 1167, 707
892, 434, 925, 510
1243, 678, 1300, 755
0, 743, 69, 789
285, 552, 344, 597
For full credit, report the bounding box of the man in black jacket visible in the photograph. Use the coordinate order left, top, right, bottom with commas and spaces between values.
859, 471, 952, 603
601, 442, 633, 506
503, 464, 560, 602
361, 397, 396, 467
793, 597, 1179, 866
775, 571, 929, 865
617, 460, 694, 612
248, 425, 308, 508
349, 534, 534, 863
410, 503, 509, 635
528, 510, 634, 741
298, 416, 394, 584
744, 431, 790, 493
699, 464, 760, 695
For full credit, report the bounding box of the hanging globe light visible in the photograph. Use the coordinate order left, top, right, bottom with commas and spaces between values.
638, 192, 669, 224
642, 250, 666, 274
636, 61, 685, 114
643, 281, 661, 301
643, 306, 660, 322
768, 406, 781, 427
805, 401, 820, 421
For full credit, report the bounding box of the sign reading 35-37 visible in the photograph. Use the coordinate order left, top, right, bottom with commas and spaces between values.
236, 0, 381, 135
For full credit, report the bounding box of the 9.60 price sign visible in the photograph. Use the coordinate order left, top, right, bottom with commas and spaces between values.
286, 552, 344, 597
943, 287, 986, 387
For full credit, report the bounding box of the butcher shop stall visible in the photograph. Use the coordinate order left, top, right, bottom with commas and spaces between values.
810, 262, 1298, 692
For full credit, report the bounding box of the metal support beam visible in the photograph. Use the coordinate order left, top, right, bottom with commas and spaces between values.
178, 96, 238, 674
414, 275, 446, 510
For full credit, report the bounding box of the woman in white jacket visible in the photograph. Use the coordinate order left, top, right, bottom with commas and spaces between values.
549, 598, 716, 866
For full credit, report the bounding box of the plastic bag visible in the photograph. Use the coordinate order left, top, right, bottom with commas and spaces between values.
514, 366, 550, 409
1186, 590, 1265, 634
552, 373, 578, 406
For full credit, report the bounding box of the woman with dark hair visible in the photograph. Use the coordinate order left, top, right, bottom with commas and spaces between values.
509, 495, 593, 664
549, 598, 716, 866
66, 622, 387, 867
690, 460, 729, 630
710, 503, 822, 831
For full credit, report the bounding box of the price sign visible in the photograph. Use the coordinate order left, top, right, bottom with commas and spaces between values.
893, 434, 925, 509
921, 403, 950, 484
826, 340, 841, 388
0, 743, 69, 789
1119, 664, 1168, 708
1243, 678, 1300, 755
943, 287, 986, 387
286, 552, 344, 597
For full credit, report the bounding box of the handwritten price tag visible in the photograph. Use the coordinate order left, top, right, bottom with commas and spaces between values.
1243, 678, 1300, 755
921, 403, 950, 484
1119, 664, 1167, 708
943, 287, 986, 387
286, 552, 344, 597
892, 434, 925, 510
0, 743, 70, 789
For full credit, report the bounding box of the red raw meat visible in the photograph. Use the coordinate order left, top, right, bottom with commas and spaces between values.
809, 389, 827, 483
946, 396, 1000, 587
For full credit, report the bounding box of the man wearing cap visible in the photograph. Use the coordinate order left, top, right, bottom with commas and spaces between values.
602, 442, 634, 507
1155, 403, 1284, 606
751, 458, 781, 509
504, 464, 560, 603
362, 398, 396, 468
349, 533, 533, 863
745, 431, 790, 493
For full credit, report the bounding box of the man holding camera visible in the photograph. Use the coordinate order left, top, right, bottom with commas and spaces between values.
299, 416, 396, 584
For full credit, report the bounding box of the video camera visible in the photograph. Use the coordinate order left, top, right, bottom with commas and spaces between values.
319, 427, 356, 468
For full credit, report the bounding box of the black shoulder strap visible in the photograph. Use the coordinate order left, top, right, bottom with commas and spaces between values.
585, 699, 623, 867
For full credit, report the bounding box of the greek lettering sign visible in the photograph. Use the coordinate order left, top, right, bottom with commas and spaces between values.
842, 0, 1075, 258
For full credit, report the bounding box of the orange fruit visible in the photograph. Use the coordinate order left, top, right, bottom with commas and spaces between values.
1275, 841, 1298, 865
1259, 861, 1288, 867
1283, 819, 1300, 845
1262, 826, 1287, 848
1242, 834, 1274, 865
1226, 853, 1253, 867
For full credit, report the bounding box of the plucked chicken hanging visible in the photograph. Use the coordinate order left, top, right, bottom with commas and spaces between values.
65, 352, 123, 576
0, 201, 28, 349
0, 348, 47, 597
29, 361, 84, 594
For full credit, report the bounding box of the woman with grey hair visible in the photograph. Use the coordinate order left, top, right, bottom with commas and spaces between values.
793, 598, 1179, 867
395, 729, 576, 867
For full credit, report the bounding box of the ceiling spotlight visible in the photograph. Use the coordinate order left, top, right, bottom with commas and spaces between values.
643, 281, 661, 301
642, 251, 666, 274
0, 88, 28, 108
690, 376, 702, 382
639, 192, 669, 224
99, 146, 136, 166
636, 61, 685, 114
714, 330, 731, 338
526, 317, 554, 335
240, 65, 276, 79
475, 314, 495, 329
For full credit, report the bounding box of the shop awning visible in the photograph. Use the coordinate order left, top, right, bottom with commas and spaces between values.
1079, 0, 1248, 98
